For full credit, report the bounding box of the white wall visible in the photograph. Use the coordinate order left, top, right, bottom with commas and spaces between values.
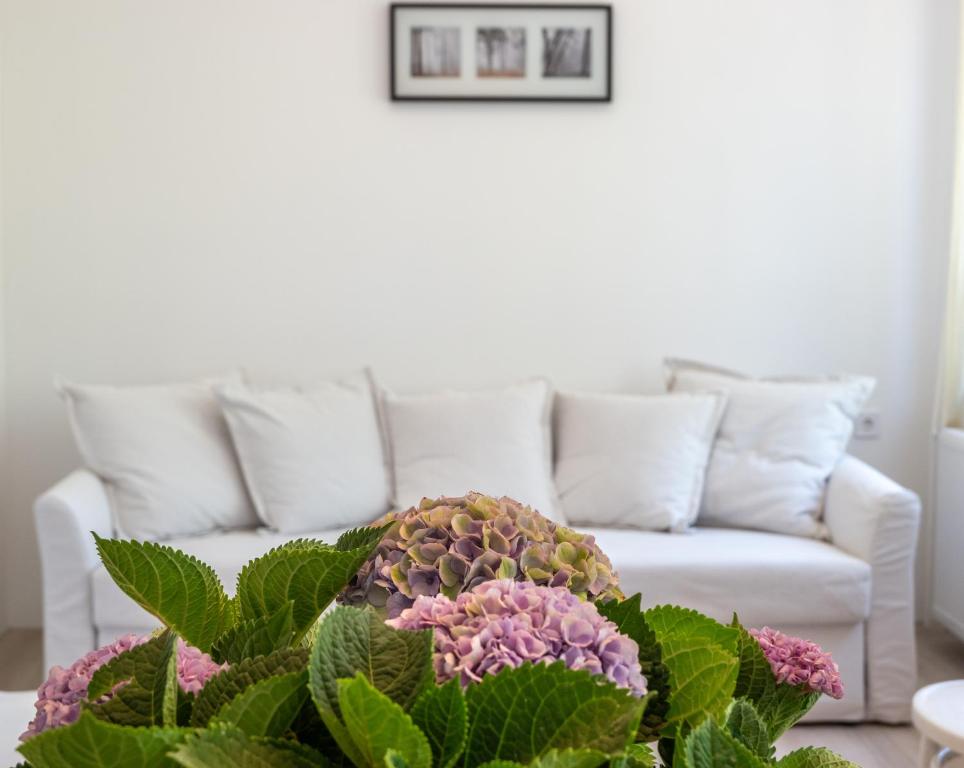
0, 0, 957, 628
0, 15, 6, 636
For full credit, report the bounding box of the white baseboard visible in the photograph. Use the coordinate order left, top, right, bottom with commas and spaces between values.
933, 604, 964, 643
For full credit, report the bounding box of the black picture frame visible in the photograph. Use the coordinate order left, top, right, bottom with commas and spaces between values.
390, 3, 613, 102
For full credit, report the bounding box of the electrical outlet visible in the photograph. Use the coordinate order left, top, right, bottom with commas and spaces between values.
854, 410, 881, 439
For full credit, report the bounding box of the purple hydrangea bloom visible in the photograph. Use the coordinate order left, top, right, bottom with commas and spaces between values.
750, 626, 844, 699
341, 493, 623, 618
20, 635, 226, 741
387, 579, 647, 697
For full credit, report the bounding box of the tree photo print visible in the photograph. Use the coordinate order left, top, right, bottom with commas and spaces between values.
410, 27, 461, 76
542, 28, 592, 77
392, 4, 611, 101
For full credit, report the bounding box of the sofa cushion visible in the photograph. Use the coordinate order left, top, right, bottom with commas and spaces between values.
92, 525, 870, 634
59, 374, 258, 540
583, 526, 871, 626
555, 391, 726, 531
382, 380, 562, 521
217, 375, 390, 533
665, 359, 875, 539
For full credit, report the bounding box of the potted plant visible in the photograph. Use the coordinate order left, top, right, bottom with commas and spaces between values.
14, 494, 855, 768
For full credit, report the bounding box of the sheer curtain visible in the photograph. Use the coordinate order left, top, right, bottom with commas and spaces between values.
938, 28, 964, 430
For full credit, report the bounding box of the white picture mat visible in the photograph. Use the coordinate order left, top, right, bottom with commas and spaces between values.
393, 6, 609, 98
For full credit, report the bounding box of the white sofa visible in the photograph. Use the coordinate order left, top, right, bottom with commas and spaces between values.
34, 454, 920, 723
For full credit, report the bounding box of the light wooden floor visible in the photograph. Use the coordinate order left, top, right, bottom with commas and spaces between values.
1, 624, 962, 766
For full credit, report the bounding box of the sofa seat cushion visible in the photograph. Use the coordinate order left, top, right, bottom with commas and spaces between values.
581, 527, 871, 626
91, 525, 871, 634
92, 526, 353, 631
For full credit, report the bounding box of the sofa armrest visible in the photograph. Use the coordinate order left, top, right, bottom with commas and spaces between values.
34, 470, 113, 672
825, 455, 921, 722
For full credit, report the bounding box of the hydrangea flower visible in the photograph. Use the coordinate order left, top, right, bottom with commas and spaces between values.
341, 493, 623, 617
750, 626, 844, 699
20, 635, 225, 741
387, 579, 647, 697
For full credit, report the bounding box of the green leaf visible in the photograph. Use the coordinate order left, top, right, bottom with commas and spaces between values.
210, 670, 308, 738
18, 710, 184, 768
338, 674, 433, 768
597, 595, 671, 740
608, 744, 655, 768
311, 606, 434, 713
386, 750, 412, 768
682, 719, 768, 768
731, 617, 774, 704
94, 535, 233, 652
235, 531, 387, 638
643, 606, 739, 732
776, 748, 861, 768
85, 631, 178, 728
410, 680, 467, 768
463, 662, 644, 768
731, 620, 820, 741
211, 601, 296, 664
191, 647, 307, 727
335, 524, 393, 553
529, 749, 609, 768
725, 700, 773, 761
645, 606, 739, 656
170, 725, 327, 768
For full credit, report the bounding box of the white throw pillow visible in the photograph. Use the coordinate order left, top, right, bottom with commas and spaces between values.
59, 374, 257, 540
665, 359, 875, 538
217, 375, 390, 533
555, 391, 727, 531
382, 380, 562, 521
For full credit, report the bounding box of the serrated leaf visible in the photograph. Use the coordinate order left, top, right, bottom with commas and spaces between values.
17, 710, 184, 768
463, 662, 644, 768
191, 648, 307, 727
776, 748, 860, 768
211, 601, 296, 664
311, 606, 434, 713
335, 524, 393, 553
235, 531, 387, 638
682, 719, 768, 768
597, 595, 671, 740
94, 535, 233, 652
85, 631, 178, 728
338, 674, 433, 768
529, 749, 609, 768
210, 670, 308, 738
731, 620, 820, 741
608, 744, 655, 768
725, 699, 773, 761
643, 606, 739, 731
170, 725, 326, 768
645, 606, 739, 656
411, 680, 467, 768
731, 617, 774, 704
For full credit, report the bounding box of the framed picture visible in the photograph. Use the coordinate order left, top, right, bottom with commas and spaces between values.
390, 3, 612, 102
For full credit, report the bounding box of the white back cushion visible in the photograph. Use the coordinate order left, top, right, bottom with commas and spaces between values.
555, 391, 726, 531
217, 375, 390, 533
59, 375, 257, 540
382, 380, 562, 521
665, 359, 875, 538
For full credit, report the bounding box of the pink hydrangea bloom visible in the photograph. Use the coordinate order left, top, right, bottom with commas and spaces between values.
750, 626, 844, 699
20, 635, 225, 741
387, 579, 647, 697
